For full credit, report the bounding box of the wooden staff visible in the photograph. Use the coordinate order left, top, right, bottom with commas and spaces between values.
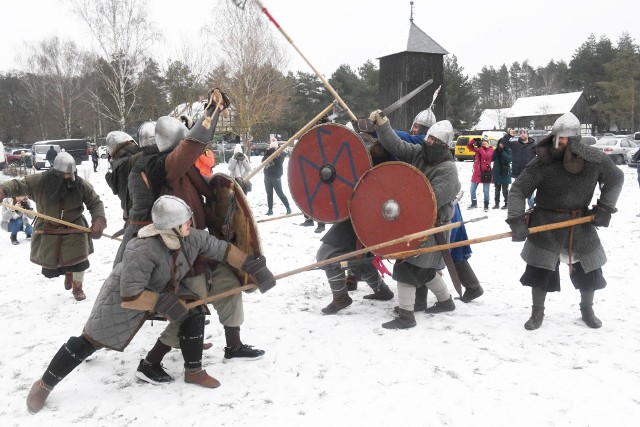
243, 103, 335, 182
386, 215, 595, 259
0, 201, 121, 241
251, 0, 357, 122
257, 212, 304, 223
185, 216, 486, 308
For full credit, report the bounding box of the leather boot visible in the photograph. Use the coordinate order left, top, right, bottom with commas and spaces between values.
382, 308, 416, 329
524, 306, 545, 330
580, 307, 602, 329
580, 290, 602, 328
71, 280, 86, 301
425, 295, 455, 313
64, 272, 73, 291
321, 293, 352, 314
467, 200, 477, 209
455, 260, 482, 302
363, 282, 394, 301
483, 201, 490, 212
26, 379, 52, 414
184, 369, 221, 388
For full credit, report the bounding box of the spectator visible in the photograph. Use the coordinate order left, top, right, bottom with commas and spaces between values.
467, 135, 494, 212
228, 144, 252, 193
503, 129, 536, 208
45, 146, 58, 168
91, 147, 99, 172
1, 196, 34, 244
633, 149, 640, 217
299, 215, 325, 233
262, 138, 291, 216
492, 138, 512, 209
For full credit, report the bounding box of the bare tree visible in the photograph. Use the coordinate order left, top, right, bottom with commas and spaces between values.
68, 0, 160, 131
204, 1, 289, 144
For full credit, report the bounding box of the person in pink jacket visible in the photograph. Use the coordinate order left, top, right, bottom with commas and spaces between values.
467, 136, 494, 212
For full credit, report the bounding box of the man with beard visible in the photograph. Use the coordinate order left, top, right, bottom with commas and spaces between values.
0, 152, 106, 300
368, 110, 461, 329
506, 112, 624, 330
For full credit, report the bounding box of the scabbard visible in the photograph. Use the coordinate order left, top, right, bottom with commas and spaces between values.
434, 232, 462, 297
36, 228, 88, 235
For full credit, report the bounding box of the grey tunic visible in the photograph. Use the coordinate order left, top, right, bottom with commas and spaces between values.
83, 227, 228, 351
375, 121, 462, 269
507, 137, 624, 273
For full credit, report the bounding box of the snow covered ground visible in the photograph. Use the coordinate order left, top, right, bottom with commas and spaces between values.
1, 155, 639, 426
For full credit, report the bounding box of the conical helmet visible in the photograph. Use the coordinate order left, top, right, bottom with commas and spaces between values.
552, 112, 581, 138
106, 131, 136, 156
137, 122, 156, 148
151, 195, 193, 230
426, 120, 453, 145
52, 152, 77, 181
156, 116, 188, 153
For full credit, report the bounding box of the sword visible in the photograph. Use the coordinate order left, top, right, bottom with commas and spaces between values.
358, 78, 433, 132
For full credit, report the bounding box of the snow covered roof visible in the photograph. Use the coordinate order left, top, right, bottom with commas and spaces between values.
472, 108, 512, 131
509, 92, 583, 118
380, 22, 448, 58
169, 100, 207, 119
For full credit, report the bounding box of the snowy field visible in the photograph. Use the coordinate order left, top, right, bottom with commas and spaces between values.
1, 155, 639, 427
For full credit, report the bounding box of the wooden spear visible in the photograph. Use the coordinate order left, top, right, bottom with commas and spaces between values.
0, 201, 121, 241
185, 216, 487, 308
385, 215, 595, 259
243, 102, 335, 182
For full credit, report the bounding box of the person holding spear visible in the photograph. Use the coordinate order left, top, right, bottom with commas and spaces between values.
0, 152, 106, 301
505, 112, 623, 330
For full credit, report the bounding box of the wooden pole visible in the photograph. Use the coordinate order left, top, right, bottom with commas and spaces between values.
0, 201, 121, 241
243, 103, 335, 182
252, 0, 358, 122
184, 217, 486, 308
257, 212, 304, 223
386, 215, 594, 259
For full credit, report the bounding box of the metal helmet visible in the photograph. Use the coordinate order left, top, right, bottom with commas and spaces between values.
552, 112, 581, 138
137, 121, 156, 147
156, 116, 188, 153
425, 120, 454, 145
52, 152, 77, 181
106, 131, 136, 156
413, 108, 436, 134
151, 195, 193, 230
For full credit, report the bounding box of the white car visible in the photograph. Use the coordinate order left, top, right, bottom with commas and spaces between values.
593, 137, 637, 165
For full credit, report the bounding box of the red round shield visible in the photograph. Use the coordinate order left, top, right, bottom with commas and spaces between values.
288, 123, 371, 223
349, 161, 437, 258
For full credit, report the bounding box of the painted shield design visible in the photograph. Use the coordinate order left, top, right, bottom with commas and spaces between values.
288, 123, 371, 223
349, 161, 437, 258
209, 173, 262, 287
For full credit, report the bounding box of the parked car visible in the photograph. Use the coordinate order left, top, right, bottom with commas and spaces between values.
454, 135, 482, 161
593, 137, 636, 165
250, 141, 269, 156
31, 139, 89, 168
5, 148, 33, 168
98, 146, 108, 159
580, 135, 597, 146
627, 146, 639, 167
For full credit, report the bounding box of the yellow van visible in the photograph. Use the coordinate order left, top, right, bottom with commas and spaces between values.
454, 135, 499, 161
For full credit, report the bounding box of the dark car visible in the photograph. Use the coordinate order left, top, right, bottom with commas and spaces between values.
5, 148, 33, 168
250, 141, 269, 156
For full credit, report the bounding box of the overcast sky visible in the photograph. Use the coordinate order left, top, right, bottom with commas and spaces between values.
1, 0, 637, 78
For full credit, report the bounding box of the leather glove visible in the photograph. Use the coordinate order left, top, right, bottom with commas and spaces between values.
591, 200, 615, 227
155, 292, 189, 323
368, 109, 387, 127
241, 255, 276, 293
90, 217, 107, 239
506, 214, 529, 242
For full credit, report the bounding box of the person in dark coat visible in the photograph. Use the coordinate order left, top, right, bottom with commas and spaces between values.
45, 145, 58, 167
24, 195, 277, 414
0, 152, 106, 301
503, 129, 536, 208
491, 138, 512, 209
506, 113, 624, 331
262, 138, 291, 216
91, 147, 99, 172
